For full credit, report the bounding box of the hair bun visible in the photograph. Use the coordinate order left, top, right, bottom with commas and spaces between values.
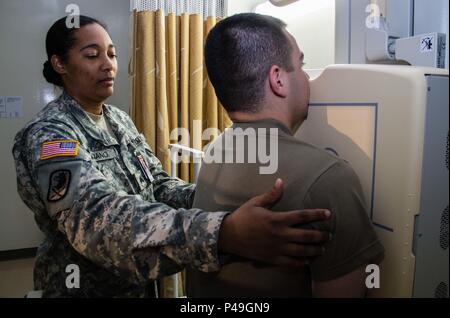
43, 60, 63, 87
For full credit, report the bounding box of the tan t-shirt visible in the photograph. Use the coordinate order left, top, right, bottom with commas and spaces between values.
187, 119, 384, 298
84, 110, 116, 140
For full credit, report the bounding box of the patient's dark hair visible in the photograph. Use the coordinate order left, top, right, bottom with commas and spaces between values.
204, 13, 294, 113
43, 15, 107, 87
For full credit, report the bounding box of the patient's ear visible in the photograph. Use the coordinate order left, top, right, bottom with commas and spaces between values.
268, 65, 287, 98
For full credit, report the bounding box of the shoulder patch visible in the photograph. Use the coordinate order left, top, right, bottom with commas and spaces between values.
47, 170, 71, 202
40, 140, 79, 160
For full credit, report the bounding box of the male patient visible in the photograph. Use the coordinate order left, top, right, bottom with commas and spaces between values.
186, 13, 384, 298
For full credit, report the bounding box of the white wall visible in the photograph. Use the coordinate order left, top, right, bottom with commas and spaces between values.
0, 0, 130, 251
228, 0, 336, 69
385, 0, 414, 37
255, 0, 336, 69
349, 0, 371, 64
227, 0, 266, 15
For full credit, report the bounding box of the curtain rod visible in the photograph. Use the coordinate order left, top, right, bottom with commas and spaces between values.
130, 0, 228, 18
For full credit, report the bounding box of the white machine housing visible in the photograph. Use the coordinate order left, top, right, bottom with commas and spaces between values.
297, 64, 449, 298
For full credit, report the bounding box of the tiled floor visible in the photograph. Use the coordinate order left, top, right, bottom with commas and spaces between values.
0, 258, 35, 298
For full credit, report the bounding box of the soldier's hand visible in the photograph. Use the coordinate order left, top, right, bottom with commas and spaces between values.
218, 178, 331, 268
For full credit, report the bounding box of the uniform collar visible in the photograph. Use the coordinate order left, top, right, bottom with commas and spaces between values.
102, 105, 135, 146
60, 91, 119, 146
231, 118, 293, 136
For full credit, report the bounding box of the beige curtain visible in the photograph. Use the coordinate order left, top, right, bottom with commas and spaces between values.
129, 8, 231, 298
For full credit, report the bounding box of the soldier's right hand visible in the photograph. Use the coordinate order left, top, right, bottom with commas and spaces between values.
218, 178, 331, 268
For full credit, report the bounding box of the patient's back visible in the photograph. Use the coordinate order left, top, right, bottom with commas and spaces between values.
187, 120, 383, 298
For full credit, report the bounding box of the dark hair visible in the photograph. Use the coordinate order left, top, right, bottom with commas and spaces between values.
204, 13, 294, 113
43, 15, 108, 87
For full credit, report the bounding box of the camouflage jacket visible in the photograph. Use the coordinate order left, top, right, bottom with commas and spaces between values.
12, 91, 227, 297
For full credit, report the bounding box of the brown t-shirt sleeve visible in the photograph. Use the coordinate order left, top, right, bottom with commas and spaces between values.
303, 160, 385, 282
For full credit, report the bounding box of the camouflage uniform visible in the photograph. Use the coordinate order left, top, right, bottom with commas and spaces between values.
12, 91, 228, 297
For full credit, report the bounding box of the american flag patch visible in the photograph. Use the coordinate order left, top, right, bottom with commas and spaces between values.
40, 140, 79, 160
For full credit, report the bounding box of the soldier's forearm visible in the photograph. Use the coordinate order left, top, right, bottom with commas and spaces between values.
153, 178, 196, 209
59, 171, 225, 281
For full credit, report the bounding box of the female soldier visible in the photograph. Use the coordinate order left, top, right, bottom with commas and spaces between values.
12, 15, 330, 297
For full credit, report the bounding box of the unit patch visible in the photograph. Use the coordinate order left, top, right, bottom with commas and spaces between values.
47, 170, 71, 202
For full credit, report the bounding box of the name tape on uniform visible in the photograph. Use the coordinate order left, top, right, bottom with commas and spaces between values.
91, 148, 118, 161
